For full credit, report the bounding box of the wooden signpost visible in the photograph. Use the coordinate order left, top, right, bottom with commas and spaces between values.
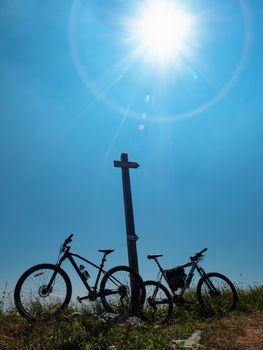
114, 153, 140, 274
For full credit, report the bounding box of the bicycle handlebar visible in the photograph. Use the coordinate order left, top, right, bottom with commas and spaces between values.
190, 248, 208, 261
65, 233, 73, 244
61, 234, 74, 252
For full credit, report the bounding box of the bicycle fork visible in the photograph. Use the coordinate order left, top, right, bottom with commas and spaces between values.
198, 268, 220, 297
148, 283, 169, 309
41, 266, 60, 296
42, 255, 67, 295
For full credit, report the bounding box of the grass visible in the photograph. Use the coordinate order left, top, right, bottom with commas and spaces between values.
1, 286, 263, 350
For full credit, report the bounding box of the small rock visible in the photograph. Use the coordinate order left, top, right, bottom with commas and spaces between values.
121, 316, 144, 327
172, 330, 202, 349
68, 311, 143, 326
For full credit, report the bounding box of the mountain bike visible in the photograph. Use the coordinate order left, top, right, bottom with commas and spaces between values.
139, 248, 238, 324
14, 234, 145, 320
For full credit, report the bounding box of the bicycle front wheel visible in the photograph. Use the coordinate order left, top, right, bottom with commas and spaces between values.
14, 263, 72, 320
196, 272, 238, 315
139, 281, 173, 324
100, 265, 145, 315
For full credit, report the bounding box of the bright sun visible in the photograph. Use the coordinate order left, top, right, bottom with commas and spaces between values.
127, 0, 194, 67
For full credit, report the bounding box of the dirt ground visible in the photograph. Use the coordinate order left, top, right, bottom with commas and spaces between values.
202, 313, 263, 350
235, 314, 263, 350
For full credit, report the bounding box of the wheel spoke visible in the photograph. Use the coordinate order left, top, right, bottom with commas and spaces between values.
100, 266, 144, 315
197, 273, 237, 315
14, 264, 71, 320
139, 281, 173, 324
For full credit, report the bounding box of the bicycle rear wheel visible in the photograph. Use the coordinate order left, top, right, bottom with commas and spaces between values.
100, 265, 145, 315
14, 263, 72, 320
196, 272, 238, 315
139, 281, 173, 324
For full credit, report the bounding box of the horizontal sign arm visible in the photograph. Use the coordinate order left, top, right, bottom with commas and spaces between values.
114, 160, 140, 169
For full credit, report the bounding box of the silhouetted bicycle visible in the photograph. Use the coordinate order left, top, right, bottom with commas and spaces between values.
14, 234, 145, 320
140, 248, 238, 324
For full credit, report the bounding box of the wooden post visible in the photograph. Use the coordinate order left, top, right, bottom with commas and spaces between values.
114, 153, 139, 273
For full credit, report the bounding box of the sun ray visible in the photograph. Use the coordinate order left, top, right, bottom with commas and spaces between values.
104, 108, 129, 161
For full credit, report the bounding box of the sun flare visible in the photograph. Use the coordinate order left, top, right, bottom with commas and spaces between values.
127, 0, 194, 67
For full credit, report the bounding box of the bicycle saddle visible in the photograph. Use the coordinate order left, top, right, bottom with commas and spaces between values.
147, 254, 163, 259
98, 249, 114, 255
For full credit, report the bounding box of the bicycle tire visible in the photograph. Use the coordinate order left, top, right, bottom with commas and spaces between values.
100, 265, 145, 315
138, 280, 173, 324
196, 272, 238, 315
14, 263, 72, 320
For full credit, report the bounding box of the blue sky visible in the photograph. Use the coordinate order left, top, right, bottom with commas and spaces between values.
1, 0, 263, 297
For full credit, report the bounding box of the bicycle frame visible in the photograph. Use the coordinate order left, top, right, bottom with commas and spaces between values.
45, 246, 109, 299
153, 257, 208, 298
177, 260, 207, 297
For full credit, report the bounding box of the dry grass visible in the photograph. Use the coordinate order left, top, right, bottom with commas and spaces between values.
201, 313, 263, 350
1, 286, 263, 349
1, 312, 263, 349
